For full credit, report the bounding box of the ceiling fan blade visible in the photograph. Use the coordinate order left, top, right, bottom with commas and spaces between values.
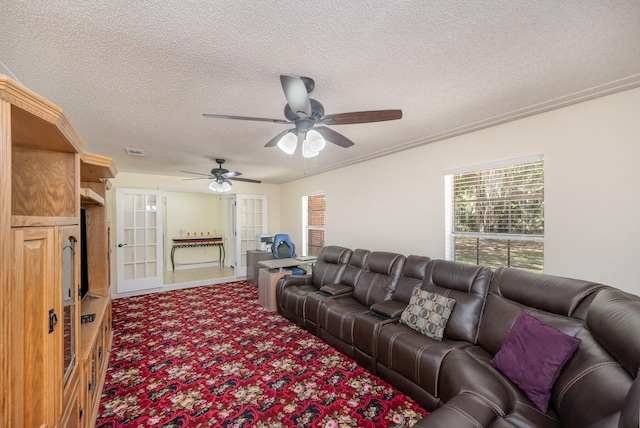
314, 126, 355, 148
321, 109, 402, 125
181, 170, 212, 177
265, 128, 295, 147
230, 177, 262, 184
222, 171, 241, 179
280, 75, 311, 118
203, 113, 289, 124
182, 177, 212, 181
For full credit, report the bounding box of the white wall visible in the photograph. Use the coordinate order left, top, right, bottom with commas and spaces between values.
279, 87, 640, 295
163, 191, 226, 270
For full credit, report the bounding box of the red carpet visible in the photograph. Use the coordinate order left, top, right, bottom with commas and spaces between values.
96, 281, 427, 427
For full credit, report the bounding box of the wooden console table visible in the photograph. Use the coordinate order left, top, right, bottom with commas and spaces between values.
258, 268, 291, 311
256, 258, 317, 310
171, 237, 224, 271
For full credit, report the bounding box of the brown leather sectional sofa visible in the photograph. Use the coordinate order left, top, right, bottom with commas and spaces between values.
275, 245, 640, 428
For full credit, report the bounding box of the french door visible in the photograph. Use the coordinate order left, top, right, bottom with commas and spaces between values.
235, 194, 268, 277
115, 188, 163, 294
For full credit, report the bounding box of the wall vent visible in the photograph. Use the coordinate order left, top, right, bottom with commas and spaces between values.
125, 147, 145, 156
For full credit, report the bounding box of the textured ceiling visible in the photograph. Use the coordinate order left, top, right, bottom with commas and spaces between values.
2, 1, 640, 183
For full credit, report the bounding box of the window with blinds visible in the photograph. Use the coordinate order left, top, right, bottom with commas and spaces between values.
303, 193, 325, 257
444, 156, 544, 272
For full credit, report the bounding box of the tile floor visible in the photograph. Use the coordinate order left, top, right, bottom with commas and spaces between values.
163, 265, 237, 286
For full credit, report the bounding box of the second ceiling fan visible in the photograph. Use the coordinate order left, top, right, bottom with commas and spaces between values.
203, 75, 402, 157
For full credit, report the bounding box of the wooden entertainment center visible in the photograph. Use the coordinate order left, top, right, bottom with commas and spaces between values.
0, 75, 117, 427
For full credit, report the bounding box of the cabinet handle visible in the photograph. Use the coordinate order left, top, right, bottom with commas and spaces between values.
48, 309, 58, 333
79, 406, 83, 420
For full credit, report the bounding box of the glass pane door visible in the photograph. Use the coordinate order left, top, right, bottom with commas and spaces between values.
60, 227, 77, 386
235, 195, 268, 277
116, 189, 164, 294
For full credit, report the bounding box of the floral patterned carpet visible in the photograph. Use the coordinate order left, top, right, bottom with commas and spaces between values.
96, 281, 426, 427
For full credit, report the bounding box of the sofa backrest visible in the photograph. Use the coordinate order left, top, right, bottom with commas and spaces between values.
392, 255, 431, 304
552, 287, 640, 428
311, 245, 352, 288
353, 251, 405, 307
420, 260, 492, 344
586, 288, 640, 380
340, 248, 370, 288
477, 267, 604, 355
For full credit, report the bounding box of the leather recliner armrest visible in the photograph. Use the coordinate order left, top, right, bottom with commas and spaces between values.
276, 275, 314, 299
319, 283, 353, 296
278, 275, 312, 288
370, 300, 407, 319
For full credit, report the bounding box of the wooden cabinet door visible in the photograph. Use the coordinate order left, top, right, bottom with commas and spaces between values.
59, 226, 81, 427
11, 227, 59, 427
59, 371, 81, 428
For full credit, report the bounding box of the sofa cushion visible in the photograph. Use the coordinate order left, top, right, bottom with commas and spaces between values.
278, 283, 318, 324
318, 297, 370, 356
353, 251, 405, 306
553, 327, 634, 428
478, 267, 601, 355
392, 255, 431, 305
376, 322, 466, 397
400, 288, 456, 341
340, 248, 371, 287
310, 245, 352, 288
352, 311, 398, 370
586, 287, 640, 377
486, 267, 603, 320
491, 311, 581, 412
423, 260, 492, 344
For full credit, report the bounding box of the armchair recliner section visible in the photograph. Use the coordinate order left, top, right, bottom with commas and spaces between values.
276, 245, 352, 326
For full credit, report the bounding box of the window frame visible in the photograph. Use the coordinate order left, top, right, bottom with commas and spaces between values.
302, 192, 326, 257
444, 155, 544, 272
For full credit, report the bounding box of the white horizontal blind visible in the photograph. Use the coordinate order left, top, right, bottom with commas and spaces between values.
445, 156, 544, 272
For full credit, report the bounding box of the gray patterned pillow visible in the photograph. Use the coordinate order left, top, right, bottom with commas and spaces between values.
400, 287, 456, 341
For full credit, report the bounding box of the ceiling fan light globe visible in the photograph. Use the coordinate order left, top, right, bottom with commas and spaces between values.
209, 180, 232, 193
305, 129, 326, 152
277, 131, 297, 155
302, 139, 320, 158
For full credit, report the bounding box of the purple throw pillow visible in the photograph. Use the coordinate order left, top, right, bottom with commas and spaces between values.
491, 311, 582, 412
